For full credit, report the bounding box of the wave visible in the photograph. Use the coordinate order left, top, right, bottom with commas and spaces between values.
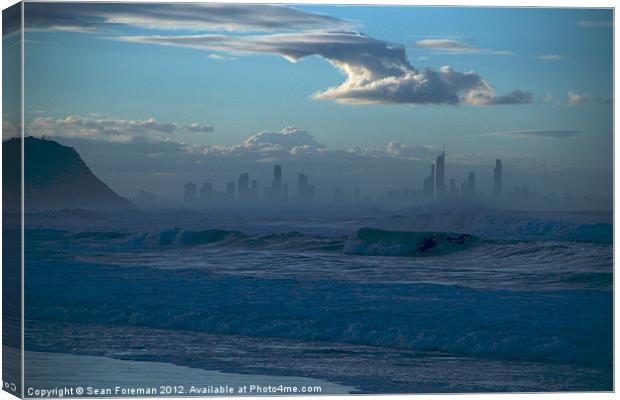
343, 228, 481, 257
30, 225, 610, 262
134, 228, 249, 247
34, 227, 486, 258
374, 210, 613, 244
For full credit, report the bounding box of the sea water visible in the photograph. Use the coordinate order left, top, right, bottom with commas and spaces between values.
21, 208, 613, 394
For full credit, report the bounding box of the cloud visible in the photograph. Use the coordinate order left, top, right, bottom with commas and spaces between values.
415, 39, 481, 54
386, 141, 437, 160
567, 91, 589, 105
24, 3, 531, 107
483, 129, 580, 139
468, 90, 534, 106
24, 3, 352, 33
122, 32, 532, 106
2, 120, 21, 140
578, 20, 613, 28
534, 54, 565, 61
566, 91, 612, 105
184, 126, 327, 158
207, 54, 237, 61
242, 126, 326, 154
26, 115, 182, 143
185, 123, 214, 133
415, 38, 513, 56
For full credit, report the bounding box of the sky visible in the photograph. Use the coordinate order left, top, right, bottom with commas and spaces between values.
4, 3, 614, 201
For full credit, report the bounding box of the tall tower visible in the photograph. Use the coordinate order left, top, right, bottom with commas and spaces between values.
493, 159, 503, 200
423, 164, 435, 201
297, 173, 315, 200
435, 146, 445, 200
467, 171, 476, 198
238, 173, 250, 201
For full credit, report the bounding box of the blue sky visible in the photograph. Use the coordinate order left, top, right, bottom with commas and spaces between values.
12, 3, 614, 199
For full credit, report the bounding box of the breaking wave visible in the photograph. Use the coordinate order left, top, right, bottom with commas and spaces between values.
343, 228, 481, 257
34, 227, 488, 258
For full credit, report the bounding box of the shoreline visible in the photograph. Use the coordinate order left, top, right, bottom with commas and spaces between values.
19, 349, 355, 397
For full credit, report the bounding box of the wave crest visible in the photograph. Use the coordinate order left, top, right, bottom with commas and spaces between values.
344, 228, 480, 257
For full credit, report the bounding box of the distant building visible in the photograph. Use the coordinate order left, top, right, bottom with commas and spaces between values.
493, 159, 503, 200
297, 173, 315, 200
423, 164, 435, 201
200, 182, 214, 198
184, 182, 197, 203
467, 172, 476, 198
333, 186, 349, 203
238, 173, 250, 201
448, 179, 457, 200
271, 165, 282, 200
435, 150, 446, 199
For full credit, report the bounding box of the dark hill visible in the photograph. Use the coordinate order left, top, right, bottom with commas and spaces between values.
3, 137, 133, 210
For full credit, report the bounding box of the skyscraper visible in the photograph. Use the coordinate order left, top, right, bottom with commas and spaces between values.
238, 173, 250, 201
200, 182, 213, 198
493, 159, 503, 200
449, 178, 457, 199
435, 149, 445, 200
297, 173, 315, 200
423, 164, 435, 200
467, 172, 476, 198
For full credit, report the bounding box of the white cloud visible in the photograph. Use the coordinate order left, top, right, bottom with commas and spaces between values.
415, 39, 481, 54
185, 123, 214, 133
567, 91, 589, 105
2, 120, 21, 140
26, 115, 182, 143
207, 54, 237, 61
122, 32, 532, 106
566, 91, 612, 106
243, 126, 326, 153
483, 129, 580, 139
534, 54, 565, 61
386, 141, 437, 160
415, 38, 513, 56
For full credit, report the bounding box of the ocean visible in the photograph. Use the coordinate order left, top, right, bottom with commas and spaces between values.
20, 207, 613, 394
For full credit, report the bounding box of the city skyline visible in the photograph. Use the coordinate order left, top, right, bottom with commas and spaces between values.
158, 151, 610, 211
